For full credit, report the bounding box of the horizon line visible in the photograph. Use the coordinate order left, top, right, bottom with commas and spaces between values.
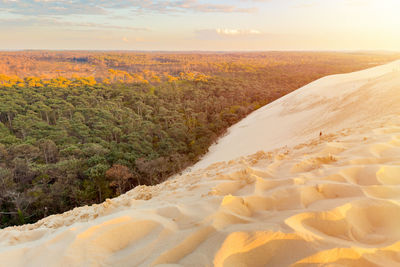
1, 49, 400, 53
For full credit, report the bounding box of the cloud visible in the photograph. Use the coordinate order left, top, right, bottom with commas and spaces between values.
0, 0, 106, 16
0, 0, 257, 16
0, 17, 149, 31
195, 28, 263, 40
216, 28, 261, 35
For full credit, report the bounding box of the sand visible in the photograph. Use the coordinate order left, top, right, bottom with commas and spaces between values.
0, 60, 400, 267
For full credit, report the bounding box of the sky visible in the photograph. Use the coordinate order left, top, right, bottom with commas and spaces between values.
0, 0, 399, 51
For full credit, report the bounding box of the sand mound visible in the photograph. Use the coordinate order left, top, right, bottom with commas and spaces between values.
1, 60, 400, 266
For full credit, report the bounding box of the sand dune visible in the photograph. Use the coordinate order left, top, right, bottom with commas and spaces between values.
1, 60, 400, 267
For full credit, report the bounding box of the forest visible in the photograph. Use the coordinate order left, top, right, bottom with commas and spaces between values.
0, 51, 399, 228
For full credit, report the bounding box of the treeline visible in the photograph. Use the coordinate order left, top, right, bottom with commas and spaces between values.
1, 52, 400, 228
0, 71, 208, 88
0, 51, 399, 79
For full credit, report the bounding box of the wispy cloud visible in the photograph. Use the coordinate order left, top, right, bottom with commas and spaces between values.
0, 17, 149, 31
0, 0, 106, 16
0, 0, 257, 16
195, 28, 263, 40
216, 28, 261, 35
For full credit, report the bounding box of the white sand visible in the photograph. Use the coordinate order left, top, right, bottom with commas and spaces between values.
1, 60, 400, 267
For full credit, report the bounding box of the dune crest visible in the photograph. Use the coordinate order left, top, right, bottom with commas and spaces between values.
1, 60, 400, 267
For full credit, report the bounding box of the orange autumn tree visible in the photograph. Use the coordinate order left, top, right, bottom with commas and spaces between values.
105, 164, 133, 195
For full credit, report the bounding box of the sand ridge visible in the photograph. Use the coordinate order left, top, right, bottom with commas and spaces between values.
1, 61, 400, 266
192, 60, 400, 169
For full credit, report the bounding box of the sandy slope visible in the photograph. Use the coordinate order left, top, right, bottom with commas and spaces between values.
193, 60, 400, 170
1, 60, 400, 267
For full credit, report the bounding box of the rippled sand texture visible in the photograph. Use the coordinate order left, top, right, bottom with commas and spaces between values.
1, 60, 400, 267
